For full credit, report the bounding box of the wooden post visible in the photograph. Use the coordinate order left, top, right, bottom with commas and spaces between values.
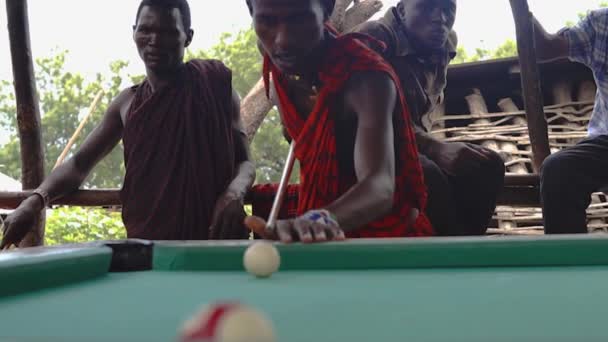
509, 0, 551, 172
6, 0, 45, 246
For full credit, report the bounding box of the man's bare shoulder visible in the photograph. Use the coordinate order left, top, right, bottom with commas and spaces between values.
110, 86, 138, 124
112, 87, 136, 105
344, 70, 396, 114
346, 70, 394, 92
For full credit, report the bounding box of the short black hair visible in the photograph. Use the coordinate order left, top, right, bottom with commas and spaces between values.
246, 0, 335, 18
135, 0, 192, 31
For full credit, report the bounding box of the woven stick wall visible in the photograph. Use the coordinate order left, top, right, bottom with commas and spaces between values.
427, 79, 607, 235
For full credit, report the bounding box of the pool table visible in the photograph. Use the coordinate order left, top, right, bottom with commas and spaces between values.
1, 235, 608, 341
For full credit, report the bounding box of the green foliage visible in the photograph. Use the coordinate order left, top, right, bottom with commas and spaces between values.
0, 50, 131, 188
250, 109, 299, 183
451, 40, 517, 64
492, 40, 518, 59
45, 207, 125, 245
451, 46, 477, 64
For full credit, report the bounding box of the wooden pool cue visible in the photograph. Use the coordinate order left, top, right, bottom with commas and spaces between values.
266, 141, 296, 232
54, 90, 104, 169
0, 215, 4, 250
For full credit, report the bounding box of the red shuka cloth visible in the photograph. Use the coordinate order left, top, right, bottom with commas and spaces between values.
121, 59, 236, 240
262, 33, 433, 238
250, 183, 300, 220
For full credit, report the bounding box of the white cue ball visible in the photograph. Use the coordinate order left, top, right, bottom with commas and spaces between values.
243, 241, 280, 278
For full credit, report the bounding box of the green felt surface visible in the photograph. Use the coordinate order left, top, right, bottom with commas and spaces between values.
0, 266, 607, 341
3, 237, 608, 341
0, 246, 112, 298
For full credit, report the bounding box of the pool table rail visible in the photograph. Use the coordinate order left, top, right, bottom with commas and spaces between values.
2, 235, 608, 300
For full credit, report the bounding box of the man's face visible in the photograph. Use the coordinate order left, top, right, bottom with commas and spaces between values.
133, 5, 192, 72
400, 0, 457, 51
249, 0, 327, 75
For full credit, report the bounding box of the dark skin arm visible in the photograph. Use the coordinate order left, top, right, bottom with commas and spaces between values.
1, 89, 129, 249
414, 125, 442, 156
324, 71, 396, 230
210, 90, 256, 240
415, 125, 494, 177
532, 16, 569, 63
247, 71, 398, 243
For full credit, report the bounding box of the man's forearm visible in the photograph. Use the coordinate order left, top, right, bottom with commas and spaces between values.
225, 161, 256, 200
414, 126, 443, 158
25, 158, 90, 211
325, 174, 394, 232
532, 16, 569, 62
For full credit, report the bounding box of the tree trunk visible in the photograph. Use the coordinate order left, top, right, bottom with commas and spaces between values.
241, 0, 383, 141
241, 79, 274, 142
332, 0, 384, 32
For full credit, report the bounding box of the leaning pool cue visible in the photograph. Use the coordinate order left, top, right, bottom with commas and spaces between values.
54, 90, 104, 169
0, 215, 5, 250
266, 141, 296, 232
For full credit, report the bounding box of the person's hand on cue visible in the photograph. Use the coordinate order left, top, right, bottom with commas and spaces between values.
244, 210, 346, 244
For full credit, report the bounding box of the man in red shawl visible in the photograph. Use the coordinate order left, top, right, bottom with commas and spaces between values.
245, 0, 433, 243
1, 0, 255, 248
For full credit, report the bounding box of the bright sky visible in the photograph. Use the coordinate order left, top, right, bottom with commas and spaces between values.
0, 0, 605, 143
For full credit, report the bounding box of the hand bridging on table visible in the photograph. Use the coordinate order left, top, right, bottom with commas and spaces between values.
244, 209, 346, 244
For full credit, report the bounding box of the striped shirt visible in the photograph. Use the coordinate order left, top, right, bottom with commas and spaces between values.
561, 8, 608, 137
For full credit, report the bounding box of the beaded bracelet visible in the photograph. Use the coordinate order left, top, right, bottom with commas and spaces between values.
301, 209, 340, 227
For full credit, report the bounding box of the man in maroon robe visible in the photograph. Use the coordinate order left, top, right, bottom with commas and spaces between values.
1, 0, 255, 247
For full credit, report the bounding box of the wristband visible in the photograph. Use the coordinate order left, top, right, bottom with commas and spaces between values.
30, 189, 50, 208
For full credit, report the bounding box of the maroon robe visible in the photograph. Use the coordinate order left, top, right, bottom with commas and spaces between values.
120, 59, 236, 240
